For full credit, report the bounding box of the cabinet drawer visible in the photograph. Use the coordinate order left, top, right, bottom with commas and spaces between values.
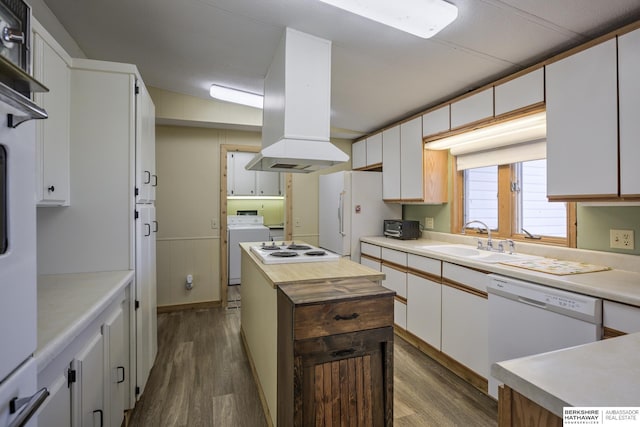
361, 242, 381, 258
442, 262, 489, 293
382, 247, 407, 266
408, 253, 441, 278
294, 296, 393, 340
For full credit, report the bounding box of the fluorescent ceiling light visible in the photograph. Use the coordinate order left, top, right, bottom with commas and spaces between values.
318, 0, 458, 38
425, 112, 547, 155
209, 85, 263, 109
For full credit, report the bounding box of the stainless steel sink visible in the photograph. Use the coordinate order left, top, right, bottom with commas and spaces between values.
423, 244, 540, 263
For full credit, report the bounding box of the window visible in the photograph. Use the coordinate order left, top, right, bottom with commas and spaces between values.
460, 159, 574, 245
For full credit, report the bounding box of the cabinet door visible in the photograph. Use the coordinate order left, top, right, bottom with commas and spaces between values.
105, 302, 128, 427
351, 139, 366, 169
400, 117, 423, 200
256, 171, 281, 196
450, 88, 493, 129
618, 28, 640, 197
546, 39, 618, 198
494, 68, 544, 116
292, 328, 393, 426
382, 126, 400, 200
441, 285, 488, 378
603, 300, 640, 336
422, 105, 450, 137
367, 133, 382, 166
32, 29, 71, 206
72, 332, 105, 427
394, 299, 407, 330
230, 152, 257, 195
360, 256, 380, 272
135, 205, 157, 398
381, 265, 406, 298
136, 83, 156, 203
35, 374, 71, 427
407, 273, 442, 350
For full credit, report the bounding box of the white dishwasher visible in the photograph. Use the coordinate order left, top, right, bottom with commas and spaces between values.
487, 274, 602, 399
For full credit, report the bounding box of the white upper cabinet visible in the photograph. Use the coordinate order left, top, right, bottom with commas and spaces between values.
546, 39, 618, 199
228, 151, 281, 196
450, 88, 494, 129
422, 105, 450, 138
382, 125, 401, 200
494, 68, 544, 116
257, 170, 281, 196
32, 20, 71, 206
367, 132, 383, 166
400, 117, 424, 200
618, 28, 640, 197
136, 81, 156, 204
351, 139, 366, 169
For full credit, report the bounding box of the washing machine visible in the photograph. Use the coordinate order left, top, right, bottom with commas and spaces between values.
227, 215, 269, 285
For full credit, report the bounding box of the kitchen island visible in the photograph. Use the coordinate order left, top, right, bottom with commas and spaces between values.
239, 242, 389, 426
492, 332, 640, 426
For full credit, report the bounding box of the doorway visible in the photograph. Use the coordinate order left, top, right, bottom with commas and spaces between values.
220, 144, 293, 308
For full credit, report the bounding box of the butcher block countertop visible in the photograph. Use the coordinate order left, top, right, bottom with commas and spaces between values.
239, 242, 384, 288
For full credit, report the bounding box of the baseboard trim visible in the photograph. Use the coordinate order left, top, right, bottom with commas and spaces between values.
156, 300, 221, 313
240, 326, 274, 427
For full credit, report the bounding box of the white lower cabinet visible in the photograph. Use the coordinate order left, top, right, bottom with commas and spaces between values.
381, 265, 407, 298
360, 256, 381, 272
407, 273, 442, 350
394, 300, 407, 330
36, 285, 131, 427
72, 332, 105, 427
441, 262, 489, 378
603, 300, 640, 336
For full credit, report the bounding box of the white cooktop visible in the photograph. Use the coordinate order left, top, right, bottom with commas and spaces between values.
250, 242, 340, 264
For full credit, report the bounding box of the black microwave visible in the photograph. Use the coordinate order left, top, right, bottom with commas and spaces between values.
383, 220, 420, 240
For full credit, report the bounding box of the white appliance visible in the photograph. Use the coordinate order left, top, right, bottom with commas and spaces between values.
319, 171, 401, 261
487, 274, 602, 399
250, 242, 340, 265
246, 27, 348, 173
227, 215, 269, 284
0, 88, 49, 423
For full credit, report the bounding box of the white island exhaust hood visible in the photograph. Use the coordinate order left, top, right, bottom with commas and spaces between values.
246, 28, 348, 173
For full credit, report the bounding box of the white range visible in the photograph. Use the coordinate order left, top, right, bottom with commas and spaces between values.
250, 242, 340, 264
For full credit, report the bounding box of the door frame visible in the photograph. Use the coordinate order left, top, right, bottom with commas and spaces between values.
220, 144, 293, 308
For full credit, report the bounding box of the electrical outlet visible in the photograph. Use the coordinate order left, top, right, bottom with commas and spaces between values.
610, 229, 635, 250
425, 217, 434, 230
294, 218, 301, 228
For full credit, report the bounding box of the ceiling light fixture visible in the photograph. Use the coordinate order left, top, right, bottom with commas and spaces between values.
318, 0, 458, 38
209, 84, 263, 109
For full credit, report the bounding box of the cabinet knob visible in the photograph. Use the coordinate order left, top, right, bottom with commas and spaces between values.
47, 185, 55, 192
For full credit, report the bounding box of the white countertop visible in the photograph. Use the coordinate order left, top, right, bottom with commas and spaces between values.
492, 333, 640, 416
361, 234, 640, 306
36, 270, 134, 372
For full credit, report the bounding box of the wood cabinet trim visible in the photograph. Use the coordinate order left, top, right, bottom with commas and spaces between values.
603, 327, 627, 339
360, 253, 381, 263
407, 268, 441, 284
394, 295, 407, 304
442, 278, 488, 299
381, 259, 408, 272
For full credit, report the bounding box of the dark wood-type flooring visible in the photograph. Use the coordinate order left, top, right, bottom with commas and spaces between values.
129, 306, 497, 426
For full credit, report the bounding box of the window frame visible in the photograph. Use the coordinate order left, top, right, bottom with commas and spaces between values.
452, 163, 577, 247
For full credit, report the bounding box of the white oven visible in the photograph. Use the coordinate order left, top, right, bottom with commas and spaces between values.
0, 0, 49, 417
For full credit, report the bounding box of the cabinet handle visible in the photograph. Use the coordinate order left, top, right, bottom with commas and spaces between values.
3, 28, 25, 44
153, 221, 158, 233
144, 171, 151, 184
152, 174, 158, 187
47, 185, 55, 192
145, 223, 151, 237
331, 348, 356, 358
93, 409, 104, 427
8, 387, 49, 427
116, 366, 125, 384
334, 313, 359, 321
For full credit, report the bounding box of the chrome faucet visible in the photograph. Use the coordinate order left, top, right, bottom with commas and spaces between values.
462, 220, 493, 251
